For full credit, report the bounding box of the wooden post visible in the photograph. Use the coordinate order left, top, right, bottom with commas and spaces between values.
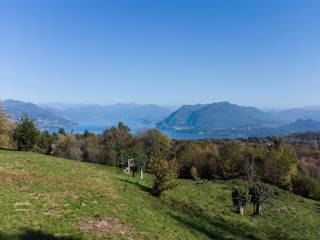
140, 169, 144, 179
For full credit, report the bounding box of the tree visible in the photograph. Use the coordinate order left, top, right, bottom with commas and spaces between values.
13, 115, 39, 151
149, 155, 179, 197
101, 122, 133, 166
83, 129, 91, 138
242, 145, 264, 183
80, 134, 104, 164
52, 134, 82, 160
176, 142, 218, 179
135, 129, 171, 159
249, 182, 273, 215
36, 130, 53, 154
121, 147, 147, 177
190, 166, 199, 181
217, 141, 245, 179
262, 145, 298, 189
0, 105, 13, 148
231, 183, 250, 215
58, 128, 66, 135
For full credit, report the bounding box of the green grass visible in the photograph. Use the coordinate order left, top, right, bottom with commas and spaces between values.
0, 150, 319, 240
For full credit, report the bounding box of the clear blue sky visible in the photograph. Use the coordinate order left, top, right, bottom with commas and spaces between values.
0, 0, 319, 108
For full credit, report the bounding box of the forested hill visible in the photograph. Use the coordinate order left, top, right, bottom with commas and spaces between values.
157, 102, 280, 130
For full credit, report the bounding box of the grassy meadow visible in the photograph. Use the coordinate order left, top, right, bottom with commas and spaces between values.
0, 150, 319, 239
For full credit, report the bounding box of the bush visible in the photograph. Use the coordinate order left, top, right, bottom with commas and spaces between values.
231, 183, 250, 215
249, 182, 273, 215
149, 156, 179, 197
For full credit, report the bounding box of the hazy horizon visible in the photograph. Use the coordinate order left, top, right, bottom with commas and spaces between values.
2, 98, 320, 112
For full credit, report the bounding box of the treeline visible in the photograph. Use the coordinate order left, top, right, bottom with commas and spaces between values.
1, 108, 320, 201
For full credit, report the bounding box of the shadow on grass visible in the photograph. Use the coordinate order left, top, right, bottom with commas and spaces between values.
118, 178, 152, 193
116, 177, 289, 239
163, 197, 288, 240
0, 229, 80, 240
0, 147, 18, 152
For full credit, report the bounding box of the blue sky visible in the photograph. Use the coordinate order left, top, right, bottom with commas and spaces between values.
0, 0, 319, 108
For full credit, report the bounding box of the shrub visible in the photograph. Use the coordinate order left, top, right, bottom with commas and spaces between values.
149, 156, 179, 197
231, 183, 250, 215
249, 182, 273, 215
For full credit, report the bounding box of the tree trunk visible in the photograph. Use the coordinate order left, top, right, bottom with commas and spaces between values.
239, 206, 244, 215
255, 204, 261, 215
237, 205, 244, 215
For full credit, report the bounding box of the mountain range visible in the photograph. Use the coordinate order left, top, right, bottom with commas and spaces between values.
2, 99, 320, 139
1, 99, 173, 131
157, 102, 320, 138
42, 103, 172, 129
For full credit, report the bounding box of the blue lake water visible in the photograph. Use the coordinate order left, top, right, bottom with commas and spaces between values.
48, 125, 200, 140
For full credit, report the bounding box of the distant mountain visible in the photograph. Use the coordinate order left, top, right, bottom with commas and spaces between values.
41, 103, 173, 129
5, 99, 320, 138
1, 99, 77, 129
279, 119, 320, 133
157, 102, 280, 131
38, 102, 90, 111
270, 108, 320, 123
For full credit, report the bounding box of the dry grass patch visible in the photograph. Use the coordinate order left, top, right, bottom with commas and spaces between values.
79, 216, 132, 237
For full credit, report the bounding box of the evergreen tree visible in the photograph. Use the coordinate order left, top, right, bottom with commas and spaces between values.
13, 115, 39, 151
58, 128, 66, 135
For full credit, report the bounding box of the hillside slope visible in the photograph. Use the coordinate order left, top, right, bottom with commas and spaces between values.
0, 151, 319, 239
